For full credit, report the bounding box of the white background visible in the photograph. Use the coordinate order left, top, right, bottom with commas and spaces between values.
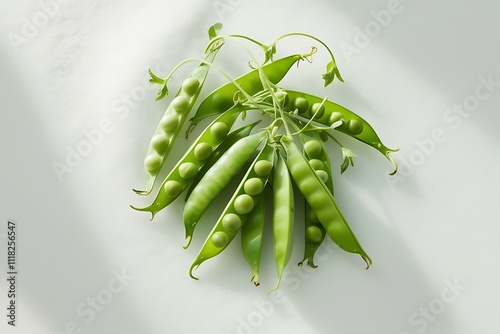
1, 0, 499, 333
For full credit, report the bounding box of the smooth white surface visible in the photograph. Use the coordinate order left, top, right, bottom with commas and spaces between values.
1, 0, 499, 333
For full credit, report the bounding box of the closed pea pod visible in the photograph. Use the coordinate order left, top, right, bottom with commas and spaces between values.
188, 54, 308, 129
183, 131, 267, 247
281, 137, 372, 268
130, 104, 247, 219
284, 90, 399, 174
189, 141, 274, 279
134, 47, 221, 196
271, 151, 295, 291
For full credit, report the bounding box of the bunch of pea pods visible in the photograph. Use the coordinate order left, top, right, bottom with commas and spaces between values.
131, 24, 398, 289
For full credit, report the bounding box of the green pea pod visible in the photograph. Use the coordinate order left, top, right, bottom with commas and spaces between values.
130, 104, 247, 219
271, 151, 295, 291
189, 140, 274, 279
184, 120, 261, 201
298, 131, 331, 268
281, 137, 372, 268
133, 46, 222, 196
241, 193, 267, 287
284, 90, 399, 175
183, 131, 268, 248
188, 54, 305, 129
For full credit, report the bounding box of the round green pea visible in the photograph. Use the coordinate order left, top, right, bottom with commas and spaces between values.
178, 162, 198, 179
310, 102, 325, 119
307, 209, 319, 224
210, 122, 229, 140
194, 142, 212, 161
151, 133, 169, 153
304, 140, 323, 158
299, 177, 317, 196
160, 114, 178, 132
306, 226, 323, 243
243, 178, 264, 196
181, 78, 199, 95
315, 170, 329, 183
234, 194, 255, 214
222, 214, 242, 232
171, 96, 189, 112
254, 160, 273, 176
291, 97, 309, 114
211, 231, 228, 248
144, 154, 161, 172
309, 159, 326, 171
346, 119, 363, 135
163, 180, 182, 197
328, 112, 343, 125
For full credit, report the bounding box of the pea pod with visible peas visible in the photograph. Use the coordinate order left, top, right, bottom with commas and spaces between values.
184, 120, 261, 201
130, 104, 247, 218
297, 130, 332, 268
188, 52, 313, 130
189, 141, 274, 279
284, 90, 399, 175
134, 47, 222, 196
281, 137, 372, 268
183, 131, 268, 248
241, 193, 267, 286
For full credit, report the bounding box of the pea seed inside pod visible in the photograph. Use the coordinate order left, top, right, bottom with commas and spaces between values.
308, 159, 326, 171
194, 142, 212, 161
307, 209, 319, 224
306, 226, 323, 243
210, 122, 229, 140
159, 113, 179, 132
171, 96, 189, 112
304, 140, 323, 158
181, 77, 200, 96
144, 154, 161, 172
163, 180, 182, 197
315, 170, 329, 183
291, 97, 309, 114
222, 213, 242, 232
243, 178, 264, 196
346, 119, 364, 135
151, 133, 169, 153
310, 102, 325, 119
211, 231, 229, 248
178, 162, 198, 179
234, 194, 255, 214
254, 160, 273, 177
328, 112, 343, 125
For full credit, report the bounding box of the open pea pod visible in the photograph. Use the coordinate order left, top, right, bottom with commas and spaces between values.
184, 120, 261, 201
298, 131, 331, 268
130, 104, 248, 219
134, 46, 222, 196
188, 54, 307, 129
189, 141, 274, 279
284, 90, 399, 174
241, 192, 267, 286
281, 137, 372, 268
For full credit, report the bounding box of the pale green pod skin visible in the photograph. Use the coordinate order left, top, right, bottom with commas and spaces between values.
189, 141, 274, 279
130, 105, 246, 219
281, 137, 372, 268
298, 131, 332, 268
134, 47, 221, 196
271, 152, 295, 291
241, 194, 267, 286
183, 131, 267, 248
